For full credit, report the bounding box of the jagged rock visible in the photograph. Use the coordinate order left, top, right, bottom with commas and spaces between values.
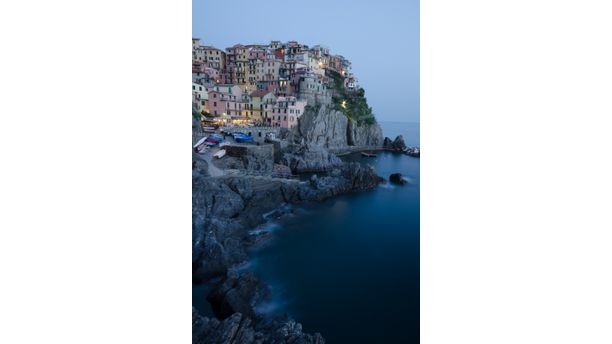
193, 308, 324, 344
383, 137, 393, 147
193, 309, 262, 344
389, 173, 407, 185
383, 135, 408, 152
192, 153, 210, 178
281, 144, 343, 173
207, 271, 266, 319
214, 146, 274, 172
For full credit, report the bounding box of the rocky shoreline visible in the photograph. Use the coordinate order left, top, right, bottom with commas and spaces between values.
192, 158, 384, 343
192, 104, 414, 343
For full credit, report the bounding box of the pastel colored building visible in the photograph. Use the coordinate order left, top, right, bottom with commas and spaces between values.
203, 46, 226, 71
255, 59, 281, 90
249, 90, 276, 122
206, 84, 242, 116
265, 96, 307, 128
192, 38, 203, 61
192, 40, 359, 123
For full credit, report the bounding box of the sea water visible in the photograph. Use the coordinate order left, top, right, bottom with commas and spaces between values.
250, 122, 420, 343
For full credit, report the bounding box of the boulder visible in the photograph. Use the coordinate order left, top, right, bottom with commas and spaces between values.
389, 173, 407, 185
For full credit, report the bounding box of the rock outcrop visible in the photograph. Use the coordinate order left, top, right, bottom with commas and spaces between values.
281, 144, 343, 173
383, 135, 408, 152
294, 105, 383, 150
389, 173, 407, 185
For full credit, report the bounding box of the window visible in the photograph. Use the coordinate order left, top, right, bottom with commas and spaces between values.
213, 102, 217, 106
192, 85, 195, 90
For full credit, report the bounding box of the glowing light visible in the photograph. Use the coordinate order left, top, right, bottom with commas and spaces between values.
341, 100, 347, 109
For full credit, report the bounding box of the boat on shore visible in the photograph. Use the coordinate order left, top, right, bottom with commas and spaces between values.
361, 151, 377, 157
193, 137, 207, 153
234, 133, 254, 143
335, 151, 351, 157
213, 149, 226, 159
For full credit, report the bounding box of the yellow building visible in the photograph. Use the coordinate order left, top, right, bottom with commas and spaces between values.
249, 90, 276, 122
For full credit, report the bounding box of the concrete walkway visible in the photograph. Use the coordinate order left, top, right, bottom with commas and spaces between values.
202, 148, 225, 177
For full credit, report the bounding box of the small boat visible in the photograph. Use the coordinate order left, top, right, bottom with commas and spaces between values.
361, 151, 377, 157
335, 151, 351, 157
203, 126, 216, 133
193, 137, 207, 153
205, 137, 220, 145
193, 137, 207, 148
213, 149, 226, 159
234, 133, 254, 143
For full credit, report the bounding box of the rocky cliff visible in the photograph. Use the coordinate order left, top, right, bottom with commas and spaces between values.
293, 104, 383, 151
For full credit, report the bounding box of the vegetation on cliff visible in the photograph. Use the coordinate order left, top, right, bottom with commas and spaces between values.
327, 69, 376, 125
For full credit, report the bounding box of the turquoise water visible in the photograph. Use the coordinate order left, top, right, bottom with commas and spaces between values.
251, 122, 420, 343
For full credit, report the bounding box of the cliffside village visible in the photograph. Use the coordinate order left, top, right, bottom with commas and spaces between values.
192, 39, 359, 129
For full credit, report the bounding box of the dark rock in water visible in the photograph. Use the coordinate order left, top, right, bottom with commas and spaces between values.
383, 136, 393, 147
383, 135, 408, 152
390, 173, 407, 185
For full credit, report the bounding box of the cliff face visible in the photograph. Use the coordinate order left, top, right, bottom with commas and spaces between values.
295, 105, 383, 150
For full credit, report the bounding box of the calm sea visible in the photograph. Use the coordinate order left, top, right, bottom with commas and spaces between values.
250, 122, 420, 343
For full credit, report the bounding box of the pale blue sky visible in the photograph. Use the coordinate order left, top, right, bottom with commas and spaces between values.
193, 0, 419, 123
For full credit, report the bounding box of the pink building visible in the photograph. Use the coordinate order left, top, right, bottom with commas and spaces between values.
207, 89, 239, 116
266, 96, 307, 128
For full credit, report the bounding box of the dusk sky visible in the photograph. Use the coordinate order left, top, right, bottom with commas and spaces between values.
193, 0, 419, 123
